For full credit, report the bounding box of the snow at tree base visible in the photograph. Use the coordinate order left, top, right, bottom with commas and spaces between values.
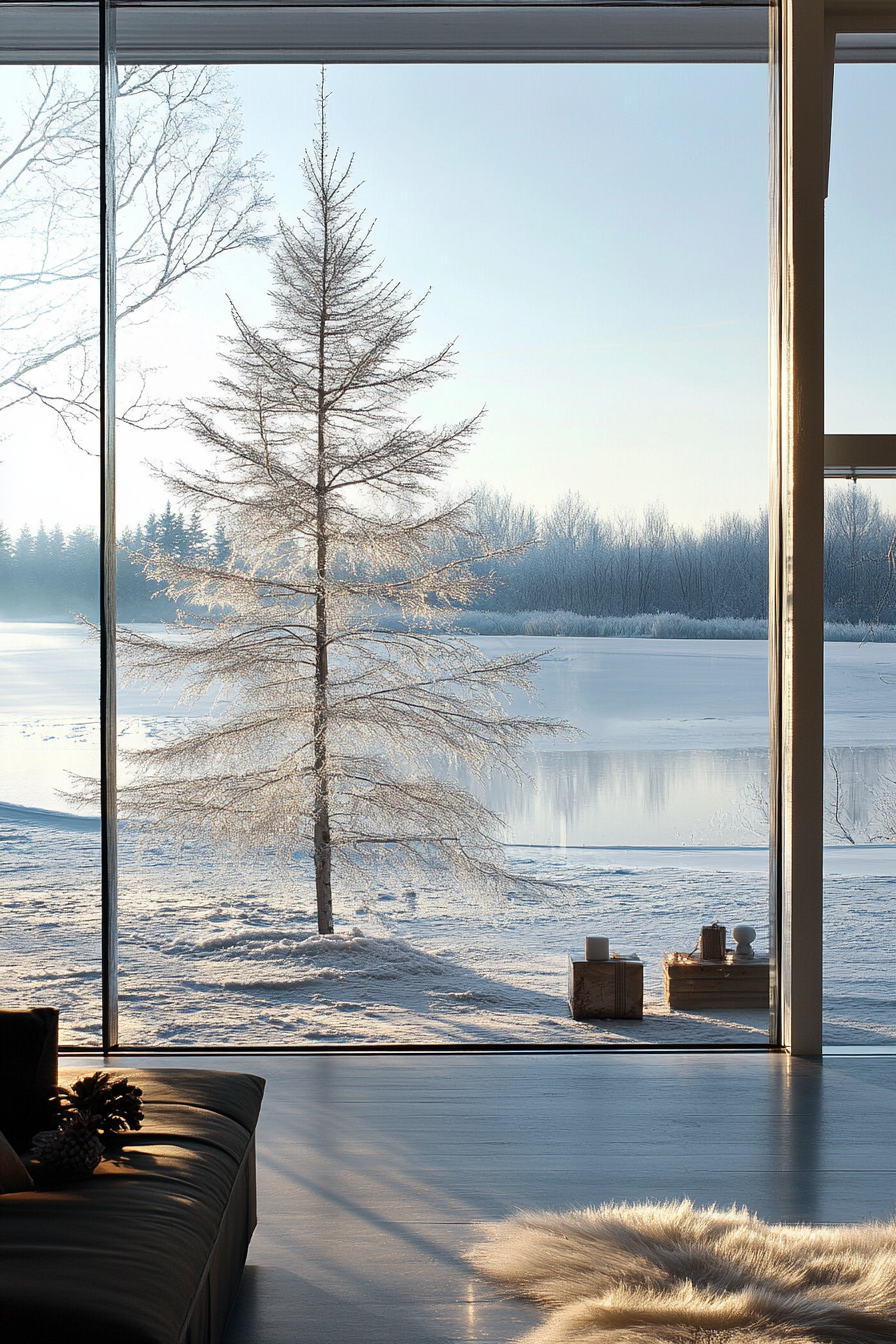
3, 625, 896, 1047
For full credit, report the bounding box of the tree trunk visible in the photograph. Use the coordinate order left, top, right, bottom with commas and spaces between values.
313, 545, 333, 933
312, 418, 333, 932
313, 809, 333, 933
312, 160, 333, 936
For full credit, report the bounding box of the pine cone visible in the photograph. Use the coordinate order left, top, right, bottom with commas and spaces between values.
54, 1071, 144, 1137
33, 1114, 105, 1181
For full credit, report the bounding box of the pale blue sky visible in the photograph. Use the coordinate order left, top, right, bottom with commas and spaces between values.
193, 62, 771, 529
5, 59, 896, 533
828, 64, 896, 433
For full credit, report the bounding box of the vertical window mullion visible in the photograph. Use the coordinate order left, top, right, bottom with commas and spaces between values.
768, 0, 784, 1050
100, 0, 118, 1051
773, 0, 827, 1056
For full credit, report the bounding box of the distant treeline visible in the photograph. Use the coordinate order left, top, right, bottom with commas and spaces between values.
465, 486, 896, 627
0, 503, 228, 621
2, 485, 895, 630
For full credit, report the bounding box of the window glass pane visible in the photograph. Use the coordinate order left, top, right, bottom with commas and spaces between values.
825, 63, 896, 1046
112, 59, 769, 1046
0, 54, 101, 1047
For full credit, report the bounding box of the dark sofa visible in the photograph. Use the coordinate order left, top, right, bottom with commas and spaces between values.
0, 1052, 265, 1344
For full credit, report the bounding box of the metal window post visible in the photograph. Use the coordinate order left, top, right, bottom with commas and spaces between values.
770, 0, 827, 1055
100, 0, 118, 1051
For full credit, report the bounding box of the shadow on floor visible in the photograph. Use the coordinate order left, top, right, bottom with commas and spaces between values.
224, 1264, 481, 1344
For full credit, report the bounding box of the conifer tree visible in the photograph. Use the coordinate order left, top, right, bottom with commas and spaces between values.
212, 519, 229, 565
186, 510, 208, 559
94, 76, 565, 935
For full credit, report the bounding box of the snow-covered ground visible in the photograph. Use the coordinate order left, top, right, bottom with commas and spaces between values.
2, 623, 896, 1046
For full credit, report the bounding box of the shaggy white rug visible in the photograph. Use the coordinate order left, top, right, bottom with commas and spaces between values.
465, 1200, 896, 1343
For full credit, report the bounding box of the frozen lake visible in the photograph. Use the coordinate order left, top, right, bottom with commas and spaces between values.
2, 623, 896, 1046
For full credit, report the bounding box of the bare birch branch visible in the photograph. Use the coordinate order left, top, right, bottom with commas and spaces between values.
0, 65, 271, 447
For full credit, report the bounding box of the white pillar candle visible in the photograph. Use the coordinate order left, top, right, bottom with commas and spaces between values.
585, 936, 610, 961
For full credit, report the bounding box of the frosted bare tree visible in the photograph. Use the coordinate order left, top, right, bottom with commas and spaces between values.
90, 76, 566, 934
0, 65, 270, 444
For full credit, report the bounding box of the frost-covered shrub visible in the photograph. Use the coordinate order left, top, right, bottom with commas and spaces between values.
383, 608, 896, 642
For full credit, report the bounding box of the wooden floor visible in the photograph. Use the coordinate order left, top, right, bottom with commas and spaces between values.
99, 1051, 896, 1344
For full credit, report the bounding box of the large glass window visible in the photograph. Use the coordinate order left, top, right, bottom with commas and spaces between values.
824, 61, 896, 1045
0, 55, 102, 1046
106, 59, 771, 1045
1, 2, 781, 1049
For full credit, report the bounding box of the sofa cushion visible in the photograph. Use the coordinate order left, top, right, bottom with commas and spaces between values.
106, 1067, 267, 1136
0, 1129, 34, 1194
0, 1068, 264, 1344
0, 1008, 58, 1150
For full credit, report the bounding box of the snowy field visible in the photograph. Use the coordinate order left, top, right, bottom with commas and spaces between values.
3, 623, 896, 1046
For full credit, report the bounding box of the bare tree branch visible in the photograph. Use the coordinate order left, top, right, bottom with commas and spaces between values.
0, 65, 272, 448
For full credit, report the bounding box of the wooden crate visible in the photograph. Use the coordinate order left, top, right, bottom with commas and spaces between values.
663, 953, 769, 1010
568, 956, 643, 1020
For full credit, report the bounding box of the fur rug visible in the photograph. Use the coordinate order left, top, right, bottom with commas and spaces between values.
465, 1200, 896, 1343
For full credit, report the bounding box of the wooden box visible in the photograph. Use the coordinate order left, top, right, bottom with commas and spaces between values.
568, 956, 643, 1020
662, 953, 769, 1010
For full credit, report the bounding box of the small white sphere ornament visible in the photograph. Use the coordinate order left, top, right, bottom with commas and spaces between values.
732, 924, 756, 959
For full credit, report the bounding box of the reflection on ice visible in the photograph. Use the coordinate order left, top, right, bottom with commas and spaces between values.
477, 745, 896, 848
4, 627, 896, 1046
481, 749, 768, 847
